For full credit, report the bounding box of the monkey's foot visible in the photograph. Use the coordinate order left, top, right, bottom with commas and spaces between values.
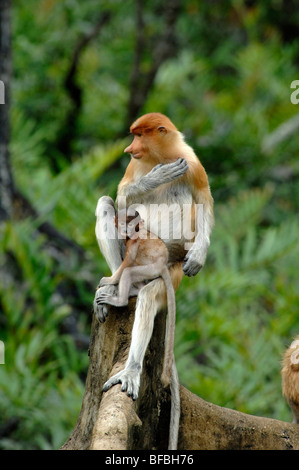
96, 293, 128, 307
103, 367, 141, 400
93, 285, 117, 323
98, 276, 115, 287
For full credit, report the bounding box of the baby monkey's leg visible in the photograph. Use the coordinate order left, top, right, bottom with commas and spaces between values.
97, 263, 162, 307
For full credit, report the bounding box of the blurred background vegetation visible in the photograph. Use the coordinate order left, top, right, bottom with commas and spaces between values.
0, 0, 299, 449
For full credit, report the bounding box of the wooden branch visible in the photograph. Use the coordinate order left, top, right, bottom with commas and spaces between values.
64, 11, 111, 112
179, 387, 299, 450
61, 298, 299, 450
9, 187, 85, 256
55, 12, 111, 169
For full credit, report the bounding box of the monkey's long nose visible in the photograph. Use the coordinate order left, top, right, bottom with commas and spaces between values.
124, 144, 132, 153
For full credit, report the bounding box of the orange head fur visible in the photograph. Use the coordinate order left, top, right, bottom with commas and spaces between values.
130, 112, 178, 135
124, 113, 182, 165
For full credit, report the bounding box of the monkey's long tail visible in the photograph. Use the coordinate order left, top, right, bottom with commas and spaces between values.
161, 266, 181, 450
169, 360, 180, 450
160, 266, 180, 450
160, 266, 176, 387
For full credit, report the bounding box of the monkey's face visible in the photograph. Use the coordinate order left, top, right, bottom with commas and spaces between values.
116, 218, 128, 239
126, 220, 141, 240
115, 212, 141, 240
124, 113, 179, 162
124, 128, 170, 162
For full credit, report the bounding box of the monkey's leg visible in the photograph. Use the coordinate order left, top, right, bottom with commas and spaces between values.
117, 265, 158, 304
95, 196, 123, 272
99, 264, 127, 288
183, 191, 214, 277
102, 280, 160, 399
103, 263, 183, 400
94, 196, 124, 322
97, 264, 161, 307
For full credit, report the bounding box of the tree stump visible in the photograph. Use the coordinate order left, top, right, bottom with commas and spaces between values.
61, 299, 299, 450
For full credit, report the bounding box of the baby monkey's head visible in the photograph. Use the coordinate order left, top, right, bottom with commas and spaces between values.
114, 208, 143, 241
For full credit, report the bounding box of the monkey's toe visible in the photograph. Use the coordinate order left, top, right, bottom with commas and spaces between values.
93, 285, 117, 321
103, 369, 140, 400
93, 301, 108, 323
96, 294, 110, 304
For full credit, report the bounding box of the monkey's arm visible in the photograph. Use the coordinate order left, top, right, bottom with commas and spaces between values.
99, 265, 126, 287
118, 158, 188, 200
183, 189, 214, 276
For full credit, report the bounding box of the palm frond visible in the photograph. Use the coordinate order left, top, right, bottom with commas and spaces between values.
214, 186, 273, 241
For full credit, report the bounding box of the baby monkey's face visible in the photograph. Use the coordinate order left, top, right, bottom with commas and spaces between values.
115, 210, 142, 240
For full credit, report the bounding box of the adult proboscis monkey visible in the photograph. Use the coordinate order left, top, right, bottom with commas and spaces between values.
94, 112, 214, 449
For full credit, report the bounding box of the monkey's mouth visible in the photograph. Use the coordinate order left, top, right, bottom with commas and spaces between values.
131, 153, 142, 159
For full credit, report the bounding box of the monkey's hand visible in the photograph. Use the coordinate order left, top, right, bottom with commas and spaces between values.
182, 248, 206, 277
93, 285, 117, 322
103, 366, 141, 400
142, 158, 188, 189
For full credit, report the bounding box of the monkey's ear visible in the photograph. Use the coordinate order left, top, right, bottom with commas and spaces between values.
158, 126, 167, 135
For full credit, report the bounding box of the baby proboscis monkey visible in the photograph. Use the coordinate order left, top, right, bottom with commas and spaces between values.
98, 208, 176, 388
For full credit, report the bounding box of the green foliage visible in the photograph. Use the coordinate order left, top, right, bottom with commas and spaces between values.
11, 109, 128, 250
0, 220, 88, 449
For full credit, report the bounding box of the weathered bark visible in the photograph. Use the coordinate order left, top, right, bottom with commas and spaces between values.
179, 388, 299, 450
62, 299, 299, 450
